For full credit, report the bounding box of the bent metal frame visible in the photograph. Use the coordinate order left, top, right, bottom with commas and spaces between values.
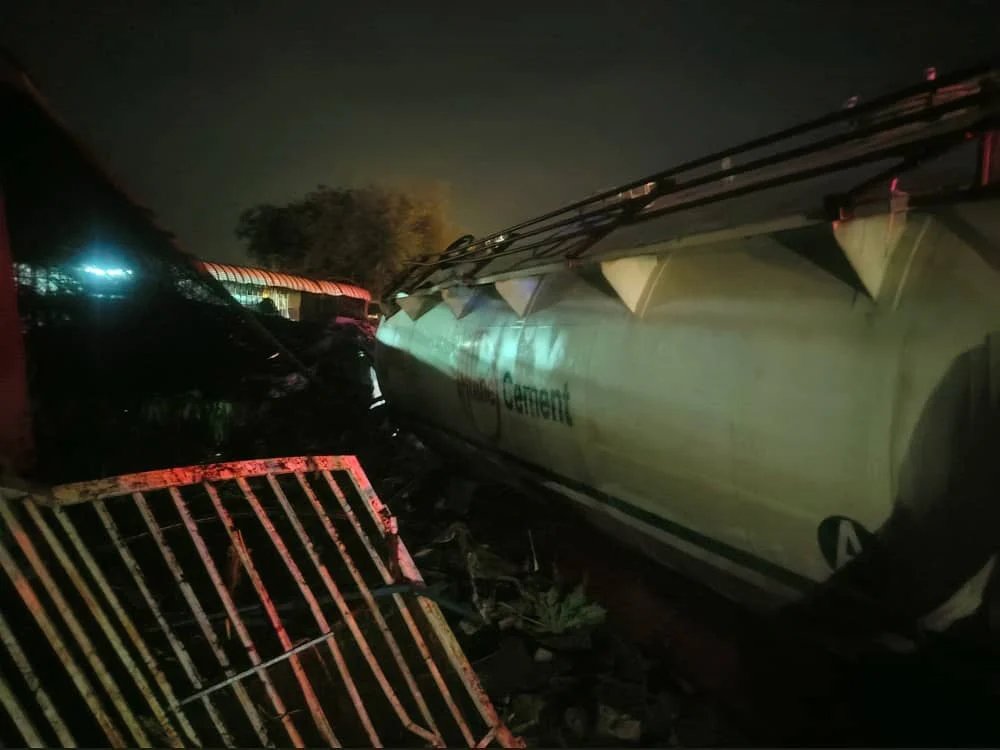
0, 455, 523, 748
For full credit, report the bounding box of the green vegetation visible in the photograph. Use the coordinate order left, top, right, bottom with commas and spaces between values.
513, 582, 608, 636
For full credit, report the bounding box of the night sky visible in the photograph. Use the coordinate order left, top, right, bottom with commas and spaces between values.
4, 0, 999, 264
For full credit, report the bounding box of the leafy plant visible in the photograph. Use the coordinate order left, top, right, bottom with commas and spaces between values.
139, 390, 235, 444
515, 583, 607, 635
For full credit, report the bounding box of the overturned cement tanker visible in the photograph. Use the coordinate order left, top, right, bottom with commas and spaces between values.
376, 64, 1000, 652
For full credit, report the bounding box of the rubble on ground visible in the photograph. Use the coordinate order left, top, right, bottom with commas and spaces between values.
359, 429, 749, 747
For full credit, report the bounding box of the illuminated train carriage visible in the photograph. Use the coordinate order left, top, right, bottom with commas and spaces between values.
376, 64, 1000, 654
198, 260, 371, 324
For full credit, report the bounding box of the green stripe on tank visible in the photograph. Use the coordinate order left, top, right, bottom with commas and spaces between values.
399, 411, 817, 593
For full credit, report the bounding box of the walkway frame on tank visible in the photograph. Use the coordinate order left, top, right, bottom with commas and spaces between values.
0, 455, 521, 748
388, 62, 1000, 298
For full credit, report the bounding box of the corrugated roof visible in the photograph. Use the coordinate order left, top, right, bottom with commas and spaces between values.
198, 261, 371, 301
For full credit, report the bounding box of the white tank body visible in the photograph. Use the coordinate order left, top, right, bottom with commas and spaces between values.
376, 196, 1000, 640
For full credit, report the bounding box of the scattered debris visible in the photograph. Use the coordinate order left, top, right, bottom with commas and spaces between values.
508, 694, 546, 734
533, 648, 553, 663
595, 703, 642, 742
563, 705, 589, 738
360, 429, 753, 748
646, 690, 681, 739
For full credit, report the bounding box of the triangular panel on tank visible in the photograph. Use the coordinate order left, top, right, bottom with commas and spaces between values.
771, 223, 868, 296
396, 292, 439, 320
600, 255, 668, 316
494, 272, 578, 318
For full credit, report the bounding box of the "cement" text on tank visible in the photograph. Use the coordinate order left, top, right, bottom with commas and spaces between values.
502, 371, 573, 426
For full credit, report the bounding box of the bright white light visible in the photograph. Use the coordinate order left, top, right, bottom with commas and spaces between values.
82, 265, 133, 278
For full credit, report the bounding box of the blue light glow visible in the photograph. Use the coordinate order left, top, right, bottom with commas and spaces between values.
82, 265, 133, 279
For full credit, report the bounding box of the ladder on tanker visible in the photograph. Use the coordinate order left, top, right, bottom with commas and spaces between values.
390, 63, 1000, 297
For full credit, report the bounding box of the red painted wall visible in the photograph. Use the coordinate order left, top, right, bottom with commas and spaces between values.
0, 194, 34, 473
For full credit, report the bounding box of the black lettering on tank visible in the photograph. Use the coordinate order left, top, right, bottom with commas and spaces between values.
550, 389, 564, 422
500, 371, 575, 427
523, 385, 539, 417
817, 516, 874, 570
454, 329, 501, 440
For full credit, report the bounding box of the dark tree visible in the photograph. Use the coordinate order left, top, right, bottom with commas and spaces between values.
235, 182, 459, 296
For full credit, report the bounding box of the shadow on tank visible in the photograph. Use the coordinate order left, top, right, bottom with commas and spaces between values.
772, 334, 1000, 745
779, 335, 1000, 648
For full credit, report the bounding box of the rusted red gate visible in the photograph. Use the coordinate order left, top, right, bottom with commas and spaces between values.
0, 455, 521, 748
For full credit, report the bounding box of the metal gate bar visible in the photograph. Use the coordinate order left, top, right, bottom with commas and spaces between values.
0, 537, 121, 744
20, 501, 190, 746
198, 481, 342, 746
157, 485, 309, 746
263, 473, 442, 745
317, 467, 478, 745
0, 607, 74, 746
337, 458, 511, 744
0, 456, 521, 748
94, 502, 238, 746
